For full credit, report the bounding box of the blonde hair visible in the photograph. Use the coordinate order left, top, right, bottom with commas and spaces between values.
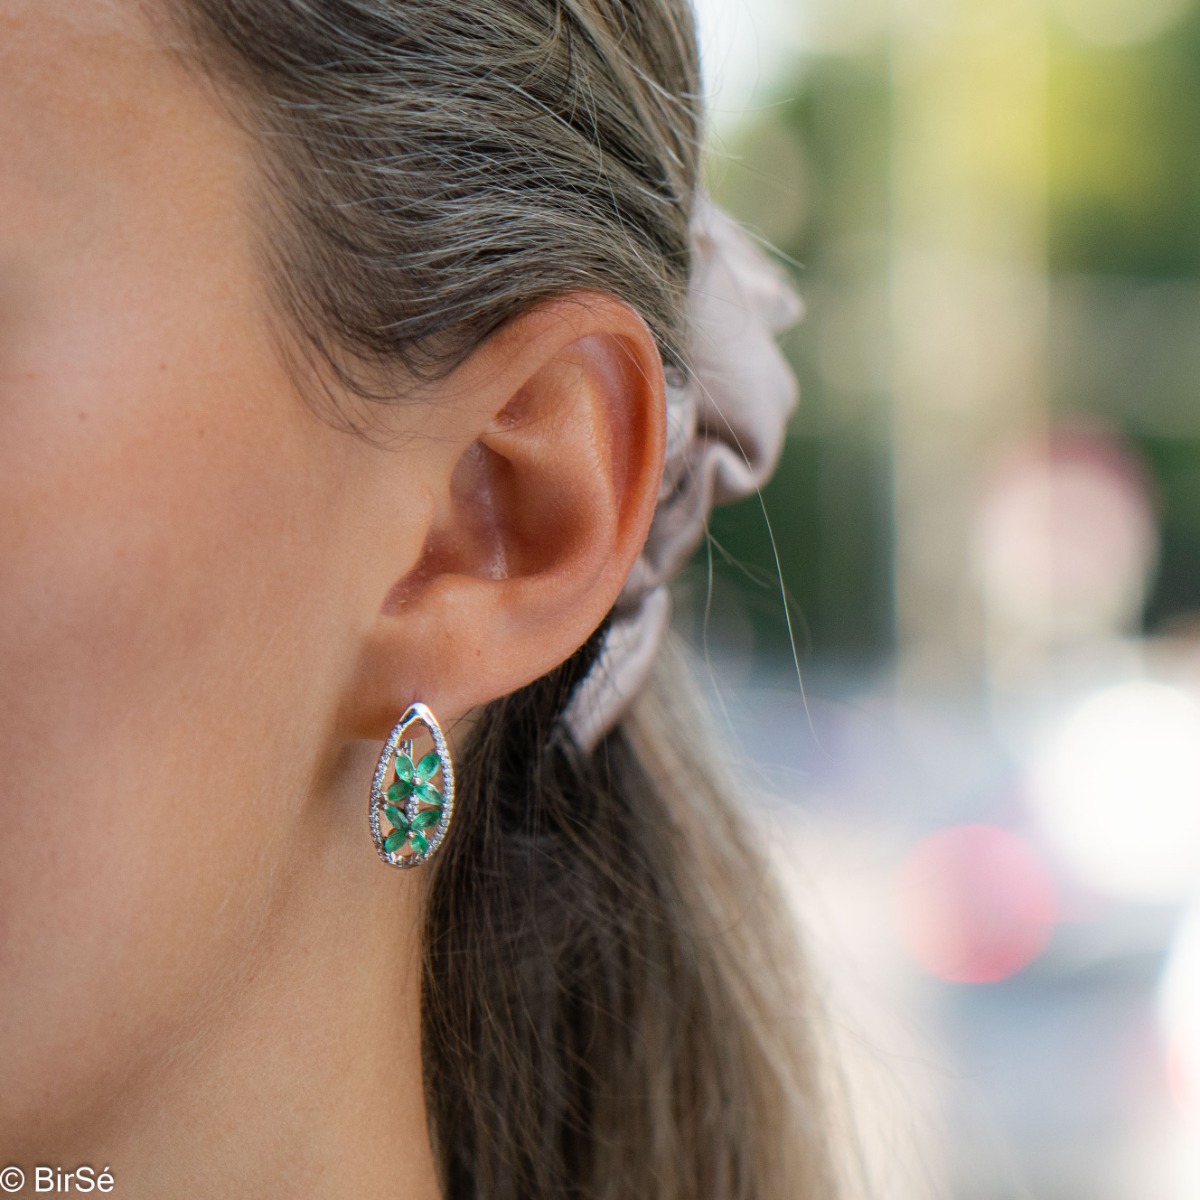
170, 2, 843, 1195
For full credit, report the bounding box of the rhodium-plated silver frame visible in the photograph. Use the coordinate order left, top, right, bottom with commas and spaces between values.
368, 702, 455, 869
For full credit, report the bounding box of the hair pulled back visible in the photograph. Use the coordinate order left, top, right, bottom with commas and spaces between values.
169, 2, 842, 1196
175, 0, 699, 395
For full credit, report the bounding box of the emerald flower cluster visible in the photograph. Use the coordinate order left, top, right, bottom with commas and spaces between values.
382, 750, 444, 856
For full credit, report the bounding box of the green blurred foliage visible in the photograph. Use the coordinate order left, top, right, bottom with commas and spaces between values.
1048, 15, 1200, 276
700, 8, 1200, 665
701, 53, 895, 668
1046, 7, 1200, 628
1136, 436, 1200, 628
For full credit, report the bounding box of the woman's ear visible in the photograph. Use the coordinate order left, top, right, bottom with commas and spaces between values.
337, 293, 667, 739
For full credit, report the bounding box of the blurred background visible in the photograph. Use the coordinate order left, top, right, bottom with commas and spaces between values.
681, 0, 1200, 1195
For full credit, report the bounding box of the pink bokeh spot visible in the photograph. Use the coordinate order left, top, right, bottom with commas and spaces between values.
895, 825, 1060, 984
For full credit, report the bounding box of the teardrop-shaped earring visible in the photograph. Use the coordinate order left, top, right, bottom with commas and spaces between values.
368, 702, 455, 869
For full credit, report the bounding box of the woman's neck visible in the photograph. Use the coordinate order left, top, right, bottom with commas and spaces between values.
55, 739, 440, 1199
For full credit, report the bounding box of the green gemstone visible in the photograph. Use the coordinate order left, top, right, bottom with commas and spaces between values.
416, 752, 440, 781
414, 782, 442, 807
394, 754, 415, 783
384, 804, 409, 833
408, 832, 429, 855
384, 830, 407, 855
411, 808, 441, 831
387, 779, 413, 803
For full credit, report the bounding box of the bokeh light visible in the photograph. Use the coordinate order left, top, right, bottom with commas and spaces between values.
976, 432, 1158, 642
1159, 903, 1200, 1198
1031, 681, 1200, 902
697, 0, 1200, 1191
1159, 902, 1200, 1112
895, 825, 1059, 983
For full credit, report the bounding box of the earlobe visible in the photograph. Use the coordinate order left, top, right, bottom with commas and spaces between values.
338, 294, 667, 740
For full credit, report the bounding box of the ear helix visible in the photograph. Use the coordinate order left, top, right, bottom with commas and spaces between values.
368, 703, 455, 869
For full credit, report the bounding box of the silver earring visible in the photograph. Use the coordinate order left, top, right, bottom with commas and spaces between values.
368, 702, 455, 869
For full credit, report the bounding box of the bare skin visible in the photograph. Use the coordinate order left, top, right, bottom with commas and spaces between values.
0, 3, 666, 1195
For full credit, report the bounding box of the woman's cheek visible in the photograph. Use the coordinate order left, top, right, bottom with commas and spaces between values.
0, 283, 334, 1139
